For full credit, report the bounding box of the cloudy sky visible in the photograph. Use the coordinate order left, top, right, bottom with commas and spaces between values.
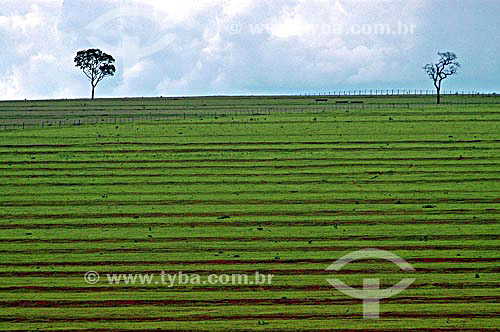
0, 0, 499, 99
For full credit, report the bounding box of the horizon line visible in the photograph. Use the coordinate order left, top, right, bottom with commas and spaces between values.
0, 90, 498, 103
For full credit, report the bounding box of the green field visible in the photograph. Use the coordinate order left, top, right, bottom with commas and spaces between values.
0, 97, 499, 331
0, 94, 499, 129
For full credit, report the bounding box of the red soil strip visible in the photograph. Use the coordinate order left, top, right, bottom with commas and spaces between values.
3, 178, 500, 187
0, 189, 497, 198
3, 283, 500, 293
1, 218, 498, 230
0, 267, 497, 277
1, 208, 499, 220
0, 234, 497, 243
2, 312, 500, 322
0, 257, 498, 267
2, 245, 499, 255
2, 162, 500, 172
2, 296, 499, 308
3, 170, 500, 181
2, 197, 500, 207
2, 329, 496, 332
1, 146, 498, 155
1, 138, 500, 148
2, 156, 498, 165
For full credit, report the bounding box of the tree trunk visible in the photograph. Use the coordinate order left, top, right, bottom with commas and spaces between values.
91, 85, 95, 100
436, 87, 441, 104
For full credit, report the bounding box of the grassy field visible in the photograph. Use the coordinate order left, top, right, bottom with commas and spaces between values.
1, 94, 499, 129
0, 97, 499, 331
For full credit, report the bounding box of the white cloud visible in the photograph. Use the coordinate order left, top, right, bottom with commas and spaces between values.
133, 0, 219, 25
0, 69, 24, 100
222, 0, 256, 17
122, 61, 151, 80
0, 10, 42, 34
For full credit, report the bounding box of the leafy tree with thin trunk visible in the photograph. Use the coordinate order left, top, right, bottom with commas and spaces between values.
74, 49, 116, 100
423, 52, 460, 104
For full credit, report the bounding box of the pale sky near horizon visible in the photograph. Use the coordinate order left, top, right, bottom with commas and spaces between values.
0, 0, 499, 100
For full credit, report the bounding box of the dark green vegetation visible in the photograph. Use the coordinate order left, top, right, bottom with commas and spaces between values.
0, 96, 499, 331
74, 49, 116, 100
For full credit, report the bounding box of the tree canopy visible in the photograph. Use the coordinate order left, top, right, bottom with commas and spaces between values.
74, 49, 116, 99
423, 52, 460, 104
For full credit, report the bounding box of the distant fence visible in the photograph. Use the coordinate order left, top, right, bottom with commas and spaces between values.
298, 90, 498, 97
0, 101, 497, 132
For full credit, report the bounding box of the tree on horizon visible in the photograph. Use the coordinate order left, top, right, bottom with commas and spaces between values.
74, 49, 116, 100
423, 52, 460, 104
